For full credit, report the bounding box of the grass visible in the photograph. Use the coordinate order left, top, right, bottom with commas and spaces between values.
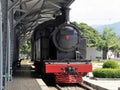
92, 60, 120, 64
91, 60, 105, 64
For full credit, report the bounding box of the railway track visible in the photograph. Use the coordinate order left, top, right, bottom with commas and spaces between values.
49, 82, 94, 90
42, 74, 94, 90
78, 83, 94, 90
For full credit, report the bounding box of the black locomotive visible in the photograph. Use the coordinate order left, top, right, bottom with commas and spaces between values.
31, 8, 92, 83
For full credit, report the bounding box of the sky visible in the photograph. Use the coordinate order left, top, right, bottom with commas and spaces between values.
70, 0, 120, 25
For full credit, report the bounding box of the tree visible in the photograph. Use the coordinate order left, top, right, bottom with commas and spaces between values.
73, 22, 102, 47
73, 22, 120, 59
116, 36, 120, 53
101, 28, 120, 59
20, 39, 31, 59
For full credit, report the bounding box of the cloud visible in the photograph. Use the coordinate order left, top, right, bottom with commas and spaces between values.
70, 0, 120, 25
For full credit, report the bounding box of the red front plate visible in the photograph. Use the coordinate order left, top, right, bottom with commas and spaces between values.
46, 63, 92, 73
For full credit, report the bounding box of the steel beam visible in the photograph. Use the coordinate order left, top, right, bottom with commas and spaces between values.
64, 0, 75, 7
47, 1, 61, 9
14, 0, 43, 28
8, 0, 20, 11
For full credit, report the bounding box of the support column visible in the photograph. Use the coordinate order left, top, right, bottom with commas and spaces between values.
7, 11, 11, 81
0, 1, 3, 90
9, 9, 14, 81
2, 0, 9, 89
2, 0, 12, 82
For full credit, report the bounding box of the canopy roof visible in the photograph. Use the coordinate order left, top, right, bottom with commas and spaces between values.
9, 0, 74, 40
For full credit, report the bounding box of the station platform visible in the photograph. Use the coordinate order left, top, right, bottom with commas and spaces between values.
83, 76, 120, 90
6, 64, 49, 90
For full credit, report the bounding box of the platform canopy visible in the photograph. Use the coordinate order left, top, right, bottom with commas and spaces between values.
9, 0, 74, 40
0, 1, 75, 89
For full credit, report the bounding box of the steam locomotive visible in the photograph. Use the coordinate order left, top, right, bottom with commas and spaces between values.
31, 8, 92, 83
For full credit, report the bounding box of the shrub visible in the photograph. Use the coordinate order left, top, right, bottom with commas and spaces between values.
96, 56, 102, 59
96, 56, 102, 61
102, 60, 119, 69
93, 68, 120, 78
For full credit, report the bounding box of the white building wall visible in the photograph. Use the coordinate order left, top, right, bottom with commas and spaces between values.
86, 47, 102, 60
107, 50, 116, 59
86, 47, 118, 60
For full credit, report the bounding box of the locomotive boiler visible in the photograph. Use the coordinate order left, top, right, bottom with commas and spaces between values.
31, 8, 92, 83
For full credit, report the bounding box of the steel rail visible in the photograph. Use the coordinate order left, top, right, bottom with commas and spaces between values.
78, 82, 94, 90
56, 84, 62, 90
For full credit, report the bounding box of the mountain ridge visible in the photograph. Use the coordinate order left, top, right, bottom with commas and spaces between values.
92, 22, 120, 36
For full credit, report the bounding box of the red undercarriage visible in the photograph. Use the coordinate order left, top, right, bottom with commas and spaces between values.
46, 63, 92, 83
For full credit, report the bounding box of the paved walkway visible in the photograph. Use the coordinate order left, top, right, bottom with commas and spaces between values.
6, 64, 41, 90
84, 74, 120, 90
